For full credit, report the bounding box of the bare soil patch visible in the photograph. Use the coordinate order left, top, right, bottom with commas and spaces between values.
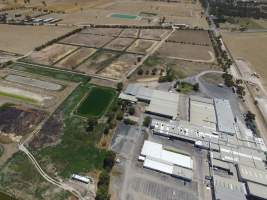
61, 33, 114, 48
222, 32, 267, 88
99, 53, 142, 79
156, 42, 214, 62
81, 28, 122, 36
167, 30, 211, 46
119, 29, 139, 38
55, 47, 96, 70
0, 24, 75, 54
127, 39, 157, 54
76, 50, 121, 74
105, 37, 135, 51
139, 29, 170, 40
26, 43, 78, 65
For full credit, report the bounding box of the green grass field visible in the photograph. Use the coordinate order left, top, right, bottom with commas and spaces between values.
0, 91, 37, 104
9, 62, 89, 83
36, 84, 116, 177
77, 87, 116, 118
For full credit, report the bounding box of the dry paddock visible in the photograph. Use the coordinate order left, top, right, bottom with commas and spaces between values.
0, 24, 75, 54
156, 42, 215, 63
222, 31, 267, 88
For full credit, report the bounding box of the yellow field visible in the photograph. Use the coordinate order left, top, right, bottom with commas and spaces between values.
222, 31, 267, 87
0, 24, 74, 54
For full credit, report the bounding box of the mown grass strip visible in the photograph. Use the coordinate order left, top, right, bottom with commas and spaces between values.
0, 91, 37, 104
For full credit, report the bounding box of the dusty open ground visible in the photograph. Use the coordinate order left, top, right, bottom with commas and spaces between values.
76, 50, 121, 74
105, 37, 135, 51
33, 0, 207, 27
55, 47, 96, 70
119, 29, 139, 38
99, 53, 142, 79
61, 33, 114, 48
167, 30, 211, 45
139, 29, 170, 41
127, 39, 157, 54
156, 42, 215, 63
222, 31, 267, 88
0, 25, 75, 54
81, 28, 123, 36
27, 43, 78, 65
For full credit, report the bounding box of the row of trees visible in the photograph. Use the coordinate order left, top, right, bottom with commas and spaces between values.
35, 28, 84, 51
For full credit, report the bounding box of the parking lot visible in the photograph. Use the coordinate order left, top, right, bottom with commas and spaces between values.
110, 122, 210, 200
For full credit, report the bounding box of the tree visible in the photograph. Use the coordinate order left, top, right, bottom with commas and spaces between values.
222, 73, 234, 87
116, 111, 123, 121
117, 82, 123, 92
193, 83, 199, 91
137, 69, 144, 75
236, 85, 245, 98
246, 111, 255, 121
143, 116, 151, 127
86, 119, 97, 132
128, 106, 135, 115
103, 151, 116, 172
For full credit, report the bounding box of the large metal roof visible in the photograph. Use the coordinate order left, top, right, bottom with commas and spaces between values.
246, 181, 267, 200
214, 98, 236, 135
214, 175, 247, 200
190, 97, 217, 130
238, 164, 267, 186
141, 140, 193, 169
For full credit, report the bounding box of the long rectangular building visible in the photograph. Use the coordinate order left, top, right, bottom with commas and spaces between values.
214, 98, 236, 135
140, 140, 193, 180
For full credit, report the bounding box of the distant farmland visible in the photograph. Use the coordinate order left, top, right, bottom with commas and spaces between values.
77, 86, 116, 118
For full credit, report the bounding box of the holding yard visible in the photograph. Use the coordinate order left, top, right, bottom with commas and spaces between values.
26, 44, 78, 65
167, 30, 211, 46
61, 33, 114, 48
156, 43, 215, 63
77, 86, 115, 118
55, 47, 96, 70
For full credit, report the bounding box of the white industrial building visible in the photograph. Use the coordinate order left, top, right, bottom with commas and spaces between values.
189, 96, 217, 130
214, 98, 236, 135
122, 84, 179, 119
139, 140, 193, 181
71, 174, 91, 184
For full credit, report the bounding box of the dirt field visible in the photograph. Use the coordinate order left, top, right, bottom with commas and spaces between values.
105, 37, 135, 51
140, 29, 170, 40
167, 30, 211, 45
0, 50, 19, 63
102, 1, 199, 17
99, 53, 141, 79
156, 42, 215, 62
61, 33, 114, 48
55, 47, 96, 70
135, 56, 220, 80
0, 24, 75, 54
127, 39, 157, 54
76, 50, 121, 74
119, 29, 139, 38
26, 43, 78, 65
222, 32, 267, 87
81, 28, 123, 36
